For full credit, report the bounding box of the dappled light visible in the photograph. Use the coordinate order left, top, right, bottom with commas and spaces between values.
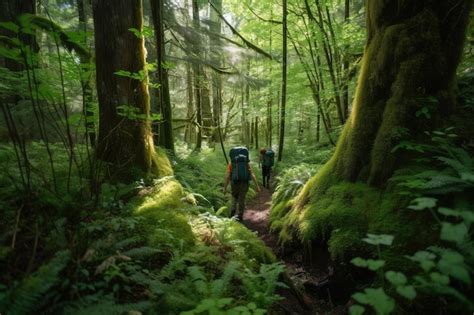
0, 0, 473, 314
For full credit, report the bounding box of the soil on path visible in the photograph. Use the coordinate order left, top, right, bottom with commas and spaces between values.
243, 188, 345, 315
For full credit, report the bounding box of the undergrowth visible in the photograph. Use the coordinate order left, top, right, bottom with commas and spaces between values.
0, 143, 285, 314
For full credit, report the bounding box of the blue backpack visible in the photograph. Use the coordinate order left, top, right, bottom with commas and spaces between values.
263, 149, 275, 167
229, 147, 250, 182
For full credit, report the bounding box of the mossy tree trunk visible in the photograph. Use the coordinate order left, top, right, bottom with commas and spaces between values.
330, 0, 472, 186
93, 0, 157, 179
150, 0, 174, 153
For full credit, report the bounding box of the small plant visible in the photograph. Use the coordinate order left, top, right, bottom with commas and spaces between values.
350, 131, 474, 314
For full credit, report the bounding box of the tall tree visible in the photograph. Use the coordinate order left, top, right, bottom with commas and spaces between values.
277, 0, 287, 162
209, 0, 223, 143
317, 0, 472, 186
76, 0, 96, 146
192, 0, 203, 150
93, 0, 158, 178
151, 0, 174, 152
0, 0, 37, 72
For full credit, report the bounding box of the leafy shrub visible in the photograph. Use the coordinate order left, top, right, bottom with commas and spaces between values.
350, 130, 474, 314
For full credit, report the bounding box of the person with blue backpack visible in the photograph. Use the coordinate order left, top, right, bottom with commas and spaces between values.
223, 146, 260, 221
259, 147, 275, 188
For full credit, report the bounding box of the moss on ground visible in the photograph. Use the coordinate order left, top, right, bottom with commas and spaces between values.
271, 161, 436, 262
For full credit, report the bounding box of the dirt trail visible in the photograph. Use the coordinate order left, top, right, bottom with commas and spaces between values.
243, 188, 345, 314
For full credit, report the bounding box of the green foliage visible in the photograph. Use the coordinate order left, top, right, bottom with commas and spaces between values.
0, 250, 70, 315
350, 134, 474, 314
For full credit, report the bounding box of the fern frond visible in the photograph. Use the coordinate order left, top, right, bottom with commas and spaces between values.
4, 250, 70, 315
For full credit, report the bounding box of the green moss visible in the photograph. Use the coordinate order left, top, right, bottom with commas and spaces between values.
152, 146, 174, 177
222, 221, 275, 265
131, 178, 195, 249
272, 165, 437, 261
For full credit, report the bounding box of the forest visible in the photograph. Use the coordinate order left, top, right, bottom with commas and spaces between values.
0, 0, 473, 314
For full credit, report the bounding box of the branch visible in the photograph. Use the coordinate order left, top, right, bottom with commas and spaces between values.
245, 4, 282, 24
208, 0, 275, 60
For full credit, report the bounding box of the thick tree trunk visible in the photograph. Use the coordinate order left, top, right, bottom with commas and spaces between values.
330, 0, 472, 185
151, 0, 174, 152
0, 0, 37, 72
93, 0, 157, 178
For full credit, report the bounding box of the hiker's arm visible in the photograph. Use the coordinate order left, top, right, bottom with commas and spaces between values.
223, 173, 230, 194
249, 165, 260, 192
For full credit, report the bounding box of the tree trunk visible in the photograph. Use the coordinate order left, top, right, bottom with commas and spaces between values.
277, 0, 287, 162
0, 0, 37, 72
151, 0, 174, 152
210, 0, 222, 143
342, 0, 350, 119
192, 0, 202, 151
330, 0, 472, 185
93, 0, 157, 178
184, 62, 195, 144
76, 0, 95, 146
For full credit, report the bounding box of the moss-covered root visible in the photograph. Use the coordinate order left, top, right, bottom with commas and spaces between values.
132, 178, 195, 249
152, 146, 174, 177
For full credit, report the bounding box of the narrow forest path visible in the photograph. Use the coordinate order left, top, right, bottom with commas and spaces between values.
243, 188, 346, 315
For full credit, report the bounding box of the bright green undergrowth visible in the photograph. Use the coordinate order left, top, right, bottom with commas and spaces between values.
173, 141, 262, 213
0, 142, 283, 314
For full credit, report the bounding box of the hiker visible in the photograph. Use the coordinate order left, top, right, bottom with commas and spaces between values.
223, 146, 260, 221
259, 147, 275, 188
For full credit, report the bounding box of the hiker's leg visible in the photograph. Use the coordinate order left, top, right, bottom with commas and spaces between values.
231, 183, 239, 217
262, 166, 269, 188
237, 182, 249, 220
267, 167, 272, 188
261, 168, 266, 187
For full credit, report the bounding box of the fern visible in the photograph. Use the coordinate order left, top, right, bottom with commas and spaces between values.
64, 295, 152, 315
210, 261, 240, 297
1, 250, 70, 315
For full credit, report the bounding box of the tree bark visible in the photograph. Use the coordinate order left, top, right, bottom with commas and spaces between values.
210, 0, 222, 143
151, 0, 174, 152
192, 0, 202, 151
278, 0, 287, 162
93, 0, 157, 178
330, 0, 472, 185
76, 0, 95, 146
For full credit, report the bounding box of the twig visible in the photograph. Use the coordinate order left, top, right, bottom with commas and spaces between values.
11, 204, 24, 249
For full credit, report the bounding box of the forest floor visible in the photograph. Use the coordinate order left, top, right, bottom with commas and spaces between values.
243, 187, 346, 315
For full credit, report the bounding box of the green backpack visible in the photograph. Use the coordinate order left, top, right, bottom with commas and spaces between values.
230, 147, 250, 182
263, 149, 275, 167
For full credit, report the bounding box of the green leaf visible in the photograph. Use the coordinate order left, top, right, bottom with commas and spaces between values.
430, 272, 450, 285
396, 285, 417, 300
408, 197, 437, 211
351, 257, 368, 268
435, 249, 471, 285
440, 222, 468, 244
385, 271, 407, 286
0, 21, 19, 33
349, 305, 365, 315
437, 207, 461, 217
353, 288, 395, 315
407, 251, 437, 272
362, 234, 394, 246
367, 259, 386, 271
